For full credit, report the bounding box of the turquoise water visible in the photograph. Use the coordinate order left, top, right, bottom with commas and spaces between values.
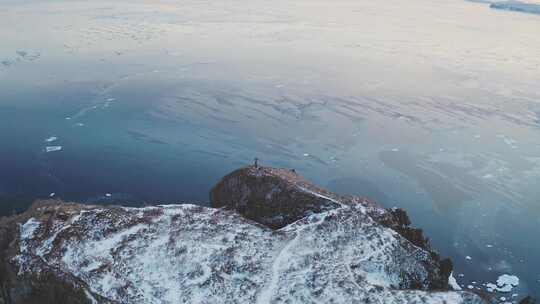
1, 0, 540, 299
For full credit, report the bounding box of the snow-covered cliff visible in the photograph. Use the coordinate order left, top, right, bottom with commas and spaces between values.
0, 166, 486, 303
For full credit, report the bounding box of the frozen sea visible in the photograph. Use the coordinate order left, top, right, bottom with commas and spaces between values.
0, 0, 539, 300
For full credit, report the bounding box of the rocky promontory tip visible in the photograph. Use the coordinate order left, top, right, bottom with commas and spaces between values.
210, 165, 345, 229
0, 166, 486, 303
210, 164, 452, 289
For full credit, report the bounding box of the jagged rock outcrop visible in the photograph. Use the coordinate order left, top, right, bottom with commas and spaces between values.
520, 296, 537, 304
0, 166, 486, 303
210, 166, 344, 229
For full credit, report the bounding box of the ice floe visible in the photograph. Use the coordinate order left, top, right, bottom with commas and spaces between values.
485, 274, 519, 293
45, 146, 62, 153
45, 136, 58, 143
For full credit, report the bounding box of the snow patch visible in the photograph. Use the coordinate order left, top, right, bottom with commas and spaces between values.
19, 218, 40, 243
449, 272, 462, 290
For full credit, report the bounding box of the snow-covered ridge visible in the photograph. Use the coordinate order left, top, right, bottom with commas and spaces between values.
1, 166, 487, 303
7, 201, 484, 304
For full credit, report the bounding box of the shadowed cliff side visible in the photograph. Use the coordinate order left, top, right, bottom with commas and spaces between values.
0, 201, 112, 304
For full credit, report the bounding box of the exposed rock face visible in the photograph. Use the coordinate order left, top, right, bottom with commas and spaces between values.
520, 296, 537, 304
0, 166, 486, 303
210, 166, 344, 229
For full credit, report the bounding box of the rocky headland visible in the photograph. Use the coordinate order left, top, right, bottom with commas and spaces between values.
0, 165, 489, 303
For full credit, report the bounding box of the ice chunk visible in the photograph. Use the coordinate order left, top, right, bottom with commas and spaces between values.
45, 146, 62, 152
485, 274, 519, 293
465, 255, 472, 260
45, 136, 58, 143
486, 283, 497, 292
497, 274, 519, 288
49, 192, 55, 197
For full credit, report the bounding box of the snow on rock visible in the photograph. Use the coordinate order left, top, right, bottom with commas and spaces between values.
449, 272, 462, 291
8, 201, 485, 304
210, 165, 456, 290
